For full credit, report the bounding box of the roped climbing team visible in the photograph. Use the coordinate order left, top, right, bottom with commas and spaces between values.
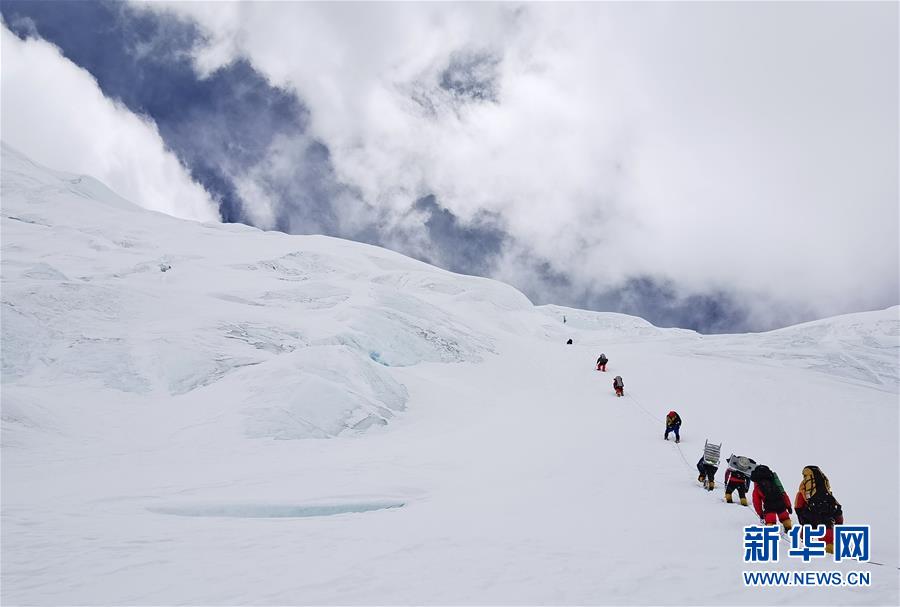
592, 349, 845, 555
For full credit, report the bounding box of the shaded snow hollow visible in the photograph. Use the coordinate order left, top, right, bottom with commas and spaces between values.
1, 143, 898, 605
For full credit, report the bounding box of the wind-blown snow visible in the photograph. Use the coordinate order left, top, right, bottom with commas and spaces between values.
2, 143, 897, 605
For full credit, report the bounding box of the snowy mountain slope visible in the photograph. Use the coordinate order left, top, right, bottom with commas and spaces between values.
540, 304, 898, 391
1, 143, 898, 605
690, 311, 898, 390
1, 142, 526, 440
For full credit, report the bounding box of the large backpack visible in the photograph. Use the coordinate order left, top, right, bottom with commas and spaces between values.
751, 465, 785, 512
613, 376, 623, 388
805, 466, 839, 522
727, 454, 756, 475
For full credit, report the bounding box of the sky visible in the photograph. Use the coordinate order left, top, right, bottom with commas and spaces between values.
1, 1, 897, 333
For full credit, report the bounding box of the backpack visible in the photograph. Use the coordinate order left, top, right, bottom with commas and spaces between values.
750, 464, 769, 482
805, 467, 839, 521
751, 465, 785, 512
727, 454, 756, 475
613, 376, 623, 388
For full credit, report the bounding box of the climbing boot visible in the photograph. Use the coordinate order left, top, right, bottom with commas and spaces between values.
781, 518, 793, 532
707, 480, 715, 491
825, 543, 834, 555
725, 493, 733, 503
740, 497, 749, 507
698, 474, 705, 483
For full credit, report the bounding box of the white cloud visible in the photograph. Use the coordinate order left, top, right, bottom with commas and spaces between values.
144, 2, 897, 321
0, 24, 220, 222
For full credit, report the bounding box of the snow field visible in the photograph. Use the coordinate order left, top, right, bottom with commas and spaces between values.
2, 144, 898, 605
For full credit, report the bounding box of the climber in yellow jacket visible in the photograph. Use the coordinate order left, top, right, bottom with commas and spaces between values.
794, 466, 844, 554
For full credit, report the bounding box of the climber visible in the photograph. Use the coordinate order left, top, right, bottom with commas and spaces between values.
751, 464, 793, 532
596, 353, 608, 372
724, 454, 755, 506
664, 411, 682, 443
697, 456, 718, 491
794, 466, 844, 554
612, 375, 624, 397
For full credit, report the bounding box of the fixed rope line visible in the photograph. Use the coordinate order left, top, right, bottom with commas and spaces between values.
673, 441, 692, 469
626, 392, 693, 471
625, 392, 663, 424
628, 388, 788, 540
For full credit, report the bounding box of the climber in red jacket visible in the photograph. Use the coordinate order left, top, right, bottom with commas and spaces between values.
751, 464, 793, 531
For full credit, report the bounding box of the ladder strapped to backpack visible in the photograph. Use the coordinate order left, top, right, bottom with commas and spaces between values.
727, 454, 756, 475
703, 439, 721, 466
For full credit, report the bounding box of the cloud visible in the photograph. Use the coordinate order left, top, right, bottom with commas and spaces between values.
0, 23, 218, 222
405, 194, 508, 276
438, 50, 502, 104
3, 1, 896, 332
149, 1, 897, 328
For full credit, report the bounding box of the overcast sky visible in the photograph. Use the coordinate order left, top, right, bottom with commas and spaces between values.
1, 1, 897, 333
